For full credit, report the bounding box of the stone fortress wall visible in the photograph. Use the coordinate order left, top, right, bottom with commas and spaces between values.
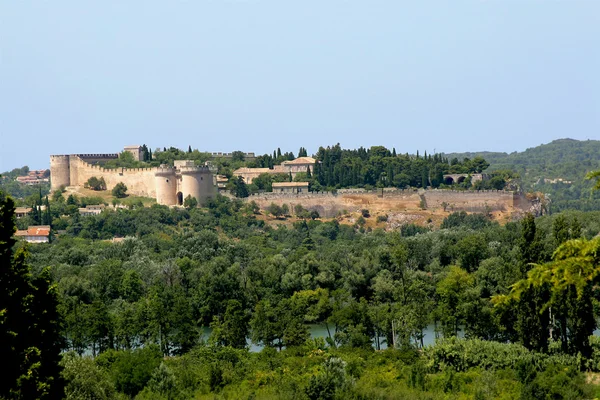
50, 150, 216, 205
242, 189, 528, 218
50, 148, 529, 214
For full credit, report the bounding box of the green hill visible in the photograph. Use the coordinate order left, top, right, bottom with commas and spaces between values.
444, 139, 600, 211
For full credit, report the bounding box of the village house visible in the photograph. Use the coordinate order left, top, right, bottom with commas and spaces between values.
78, 204, 106, 216
272, 182, 310, 194
216, 175, 229, 192
15, 225, 51, 243
233, 157, 316, 184
280, 157, 316, 174
16, 169, 50, 185
14, 207, 32, 218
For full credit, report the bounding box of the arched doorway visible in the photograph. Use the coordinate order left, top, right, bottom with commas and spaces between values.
444, 177, 454, 185
177, 192, 183, 205
457, 176, 466, 184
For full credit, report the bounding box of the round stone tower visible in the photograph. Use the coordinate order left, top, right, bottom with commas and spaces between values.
180, 166, 216, 206
50, 155, 71, 191
154, 166, 178, 206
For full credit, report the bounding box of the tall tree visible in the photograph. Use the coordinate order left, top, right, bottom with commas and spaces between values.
0, 191, 63, 398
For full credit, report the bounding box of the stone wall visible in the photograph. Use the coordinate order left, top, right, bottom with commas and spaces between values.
68, 156, 159, 197
424, 190, 516, 213
243, 189, 527, 218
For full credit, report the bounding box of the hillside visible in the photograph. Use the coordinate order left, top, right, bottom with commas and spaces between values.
444, 139, 600, 211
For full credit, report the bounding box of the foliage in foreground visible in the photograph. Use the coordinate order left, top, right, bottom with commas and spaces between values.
59, 341, 600, 400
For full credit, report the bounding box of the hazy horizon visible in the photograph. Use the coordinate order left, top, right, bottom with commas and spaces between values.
2, 1, 598, 171
3, 137, 596, 172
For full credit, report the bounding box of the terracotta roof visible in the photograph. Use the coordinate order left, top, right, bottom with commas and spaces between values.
272, 182, 310, 188
15, 226, 51, 237
282, 157, 316, 165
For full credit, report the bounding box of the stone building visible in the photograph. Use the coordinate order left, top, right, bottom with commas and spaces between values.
272, 182, 310, 194
14, 207, 32, 218
234, 157, 316, 184
442, 173, 488, 185
78, 204, 106, 216
15, 226, 51, 243
124, 145, 144, 161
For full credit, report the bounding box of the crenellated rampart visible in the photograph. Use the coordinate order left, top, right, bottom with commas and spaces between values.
241, 189, 528, 218
67, 156, 159, 197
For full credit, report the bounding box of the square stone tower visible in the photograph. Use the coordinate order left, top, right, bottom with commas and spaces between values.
124, 145, 143, 161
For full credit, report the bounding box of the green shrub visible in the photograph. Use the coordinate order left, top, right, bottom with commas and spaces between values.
425, 337, 579, 373
112, 182, 128, 198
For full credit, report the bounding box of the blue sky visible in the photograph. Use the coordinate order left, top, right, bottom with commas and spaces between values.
1, 1, 598, 171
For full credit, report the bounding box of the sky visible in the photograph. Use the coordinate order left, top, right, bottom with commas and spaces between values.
1, 1, 599, 171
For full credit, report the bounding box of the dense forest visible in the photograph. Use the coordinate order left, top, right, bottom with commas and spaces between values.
4, 184, 600, 398
2, 140, 600, 398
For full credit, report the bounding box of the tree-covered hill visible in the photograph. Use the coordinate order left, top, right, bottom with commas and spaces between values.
444, 139, 600, 211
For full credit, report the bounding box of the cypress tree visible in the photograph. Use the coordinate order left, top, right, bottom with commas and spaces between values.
44, 196, 51, 226
421, 168, 428, 188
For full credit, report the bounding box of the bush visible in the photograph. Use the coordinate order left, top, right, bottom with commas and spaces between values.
96, 346, 163, 397
441, 212, 492, 230
361, 209, 370, 218
61, 352, 118, 400
267, 203, 284, 219
400, 223, 429, 237
112, 182, 128, 198
425, 337, 579, 373
86, 176, 106, 191
183, 195, 198, 209
376, 214, 388, 223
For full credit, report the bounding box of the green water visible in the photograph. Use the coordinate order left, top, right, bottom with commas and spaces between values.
201, 323, 441, 352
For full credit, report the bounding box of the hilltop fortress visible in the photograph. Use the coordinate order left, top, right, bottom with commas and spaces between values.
50, 147, 216, 205
50, 146, 536, 218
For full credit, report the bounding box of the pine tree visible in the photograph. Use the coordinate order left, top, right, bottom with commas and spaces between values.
392, 148, 396, 157
277, 148, 282, 159
188, 145, 192, 153
306, 166, 312, 179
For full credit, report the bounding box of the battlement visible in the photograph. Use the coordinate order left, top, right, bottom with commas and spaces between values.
178, 166, 212, 174
49, 148, 216, 206
155, 167, 177, 177
210, 152, 256, 159
73, 153, 119, 159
